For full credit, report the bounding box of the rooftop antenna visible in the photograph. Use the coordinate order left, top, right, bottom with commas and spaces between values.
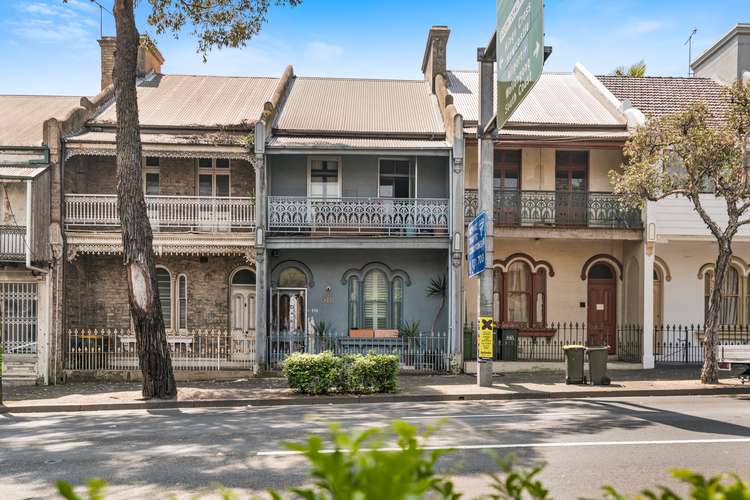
89, 0, 113, 38
684, 28, 698, 76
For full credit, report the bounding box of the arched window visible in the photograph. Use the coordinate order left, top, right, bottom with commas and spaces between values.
156, 267, 173, 331
705, 267, 741, 325
177, 274, 187, 331
493, 260, 548, 328
506, 261, 531, 324
363, 270, 389, 329
344, 264, 408, 330
279, 267, 307, 288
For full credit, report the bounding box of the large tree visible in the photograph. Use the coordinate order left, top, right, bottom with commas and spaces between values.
611, 80, 750, 384
104, 0, 300, 399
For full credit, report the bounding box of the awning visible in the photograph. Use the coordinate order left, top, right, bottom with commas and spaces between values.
0, 165, 49, 180
266, 136, 450, 155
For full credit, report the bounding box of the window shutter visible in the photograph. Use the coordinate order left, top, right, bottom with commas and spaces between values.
363, 271, 389, 329
392, 278, 403, 329
349, 277, 360, 329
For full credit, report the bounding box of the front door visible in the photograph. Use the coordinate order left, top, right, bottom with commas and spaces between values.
230, 287, 256, 334
587, 263, 617, 353
270, 288, 308, 367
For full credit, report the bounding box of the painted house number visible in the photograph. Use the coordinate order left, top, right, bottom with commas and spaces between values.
596, 304, 605, 311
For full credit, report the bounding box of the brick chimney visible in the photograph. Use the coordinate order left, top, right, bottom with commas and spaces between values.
421, 26, 450, 92
98, 35, 165, 90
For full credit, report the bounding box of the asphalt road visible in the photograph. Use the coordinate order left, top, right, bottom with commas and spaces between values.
1, 395, 750, 499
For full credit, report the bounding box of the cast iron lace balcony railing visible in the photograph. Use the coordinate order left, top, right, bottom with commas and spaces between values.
267, 196, 449, 235
64, 194, 256, 231
0, 225, 26, 262
463, 189, 641, 229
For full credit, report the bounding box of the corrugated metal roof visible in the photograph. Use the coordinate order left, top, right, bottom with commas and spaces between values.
267, 136, 450, 150
498, 128, 630, 141
0, 165, 48, 179
92, 74, 278, 128
68, 130, 249, 146
446, 70, 626, 127
0, 95, 81, 146
273, 77, 445, 136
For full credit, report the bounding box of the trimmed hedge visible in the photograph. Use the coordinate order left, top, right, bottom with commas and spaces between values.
283, 352, 399, 395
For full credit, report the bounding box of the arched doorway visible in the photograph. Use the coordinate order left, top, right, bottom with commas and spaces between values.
230, 268, 256, 334
271, 265, 308, 335
587, 262, 617, 352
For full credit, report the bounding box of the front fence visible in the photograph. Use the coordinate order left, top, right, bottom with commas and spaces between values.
267, 331, 451, 373
655, 324, 750, 365
64, 328, 255, 371
464, 323, 643, 363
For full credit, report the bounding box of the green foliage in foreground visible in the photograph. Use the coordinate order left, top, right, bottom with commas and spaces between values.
282, 352, 399, 395
55, 421, 750, 499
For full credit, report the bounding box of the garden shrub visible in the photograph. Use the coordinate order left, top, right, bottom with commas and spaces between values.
282, 351, 344, 395
345, 353, 399, 394
282, 352, 398, 395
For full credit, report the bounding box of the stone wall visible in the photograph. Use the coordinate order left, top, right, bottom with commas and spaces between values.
65, 254, 250, 331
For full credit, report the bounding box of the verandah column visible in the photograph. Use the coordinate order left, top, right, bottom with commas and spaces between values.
254, 122, 268, 373
641, 201, 656, 369
448, 113, 465, 371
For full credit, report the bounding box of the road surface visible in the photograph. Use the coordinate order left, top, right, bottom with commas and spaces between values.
1, 395, 749, 499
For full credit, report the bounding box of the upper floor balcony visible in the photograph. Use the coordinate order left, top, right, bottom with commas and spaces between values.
0, 225, 26, 262
464, 189, 642, 230
267, 196, 449, 235
65, 194, 256, 232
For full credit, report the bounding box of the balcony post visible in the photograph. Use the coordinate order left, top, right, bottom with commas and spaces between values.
449, 113, 465, 370
254, 122, 268, 372
641, 201, 656, 369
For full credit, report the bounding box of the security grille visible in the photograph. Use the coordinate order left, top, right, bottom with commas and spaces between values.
0, 282, 38, 354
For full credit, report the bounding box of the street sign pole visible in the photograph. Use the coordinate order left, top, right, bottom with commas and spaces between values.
475, 0, 544, 387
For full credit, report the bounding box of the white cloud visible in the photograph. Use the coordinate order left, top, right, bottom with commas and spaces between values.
10, 0, 99, 44
304, 41, 344, 63
620, 19, 666, 35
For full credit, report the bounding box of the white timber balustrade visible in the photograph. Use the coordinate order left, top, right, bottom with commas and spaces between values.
65, 194, 256, 231
0, 225, 26, 261
267, 196, 449, 235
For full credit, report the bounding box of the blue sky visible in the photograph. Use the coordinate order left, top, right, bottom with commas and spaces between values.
0, 0, 747, 96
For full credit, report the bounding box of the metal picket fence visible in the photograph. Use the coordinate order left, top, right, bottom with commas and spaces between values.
654, 324, 750, 365
464, 323, 643, 363
267, 331, 451, 373
64, 328, 255, 371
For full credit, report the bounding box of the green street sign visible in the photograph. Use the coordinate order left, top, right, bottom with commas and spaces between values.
496, 0, 544, 129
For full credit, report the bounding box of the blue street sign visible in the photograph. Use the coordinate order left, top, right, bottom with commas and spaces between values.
468, 211, 487, 278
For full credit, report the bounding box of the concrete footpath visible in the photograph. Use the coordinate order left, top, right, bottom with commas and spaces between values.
2, 366, 749, 413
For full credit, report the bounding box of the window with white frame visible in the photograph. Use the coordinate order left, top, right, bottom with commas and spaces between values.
198, 158, 231, 197
156, 267, 173, 330
177, 274, 187, 331
144, 156, 160, 195
308, 158, 340, 198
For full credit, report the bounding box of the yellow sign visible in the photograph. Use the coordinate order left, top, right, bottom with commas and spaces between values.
478, 316, 494, 359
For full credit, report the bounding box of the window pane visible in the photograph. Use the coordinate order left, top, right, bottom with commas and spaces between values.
198, 158, 213, 169
310, 160, 339, 198
145, 156, 160, 168
199, 175, 212, 197
393, 176, 410, 198
215, 175, 230, 197
145, 173, 160, 195
720, 267, 740, 325
279, 267, 307, 288
379, 178, 394, 198
506, 262, 529, 323
215, 158, 230, 169
178, 276, 187, 330
156, 268, 172, 330
232, 269, 256, 285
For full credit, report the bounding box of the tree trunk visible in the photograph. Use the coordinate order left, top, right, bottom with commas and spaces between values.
700, 241, 733, 384
432, 296, 445, 335
113, 0, 176, 399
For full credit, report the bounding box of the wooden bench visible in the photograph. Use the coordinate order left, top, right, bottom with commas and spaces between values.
719, 345, 750, 383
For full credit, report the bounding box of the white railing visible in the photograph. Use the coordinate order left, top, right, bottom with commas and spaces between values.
0, 225, 26, 261
64, 328, 255, 371
0, 282, 38, 354
268, 196, 449, 234
65, 194, 256, 231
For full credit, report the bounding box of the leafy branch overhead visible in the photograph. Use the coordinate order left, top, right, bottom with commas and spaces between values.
146, 0, 303, 60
